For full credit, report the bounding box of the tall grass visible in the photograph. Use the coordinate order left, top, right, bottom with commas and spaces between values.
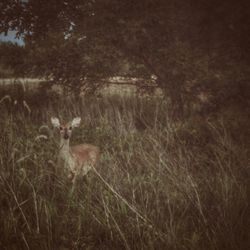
0, 83, 250, 250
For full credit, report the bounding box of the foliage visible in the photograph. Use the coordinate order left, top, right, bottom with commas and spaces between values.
0, 42, 26, 77
1, 0, 250, 117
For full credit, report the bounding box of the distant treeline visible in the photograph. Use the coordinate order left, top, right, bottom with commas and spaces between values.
0, 42, 27, 78
1, 0, 250, 118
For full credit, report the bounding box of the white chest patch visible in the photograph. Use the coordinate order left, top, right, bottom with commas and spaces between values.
59, 152, 92, 176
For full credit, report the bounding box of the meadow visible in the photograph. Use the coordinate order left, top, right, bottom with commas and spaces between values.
0, 81, 250, 250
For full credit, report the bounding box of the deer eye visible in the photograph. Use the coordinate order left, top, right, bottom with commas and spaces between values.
69, 126, 72, 130
59, 126, 63, 131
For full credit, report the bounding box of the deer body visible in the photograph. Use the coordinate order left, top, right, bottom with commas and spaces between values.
52, 117, 99, 184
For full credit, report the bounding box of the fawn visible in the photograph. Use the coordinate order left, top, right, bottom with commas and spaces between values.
51, 117, 100, 185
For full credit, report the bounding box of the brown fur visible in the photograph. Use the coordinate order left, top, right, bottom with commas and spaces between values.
70, 144, 100, 167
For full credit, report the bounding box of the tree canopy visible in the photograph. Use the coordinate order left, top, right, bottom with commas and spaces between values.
1, 0, 250, 116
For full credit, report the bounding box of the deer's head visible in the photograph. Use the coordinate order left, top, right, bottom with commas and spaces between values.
51, 117, 81, 140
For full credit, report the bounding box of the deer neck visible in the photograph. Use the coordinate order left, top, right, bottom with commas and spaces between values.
59, 138, 71, 158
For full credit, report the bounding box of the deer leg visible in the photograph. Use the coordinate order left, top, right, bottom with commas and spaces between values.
69, 173, 78, 194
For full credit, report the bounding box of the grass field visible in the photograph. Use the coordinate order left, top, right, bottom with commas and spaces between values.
0, 82, 250, 250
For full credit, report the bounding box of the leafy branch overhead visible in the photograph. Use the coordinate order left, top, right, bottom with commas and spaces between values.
1, 0, 250, 116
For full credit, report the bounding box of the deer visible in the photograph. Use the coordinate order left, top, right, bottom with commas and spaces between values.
51, 117, 100, 186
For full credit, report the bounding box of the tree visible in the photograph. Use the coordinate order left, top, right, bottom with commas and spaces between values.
1, 0, 250, 117
0, 42, 26, 77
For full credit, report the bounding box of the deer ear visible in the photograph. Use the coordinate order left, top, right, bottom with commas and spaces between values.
51, 117, 60, 128
71, 117, 81, 128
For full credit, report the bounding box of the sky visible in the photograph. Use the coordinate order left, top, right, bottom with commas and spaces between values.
0, 30, 24, 45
